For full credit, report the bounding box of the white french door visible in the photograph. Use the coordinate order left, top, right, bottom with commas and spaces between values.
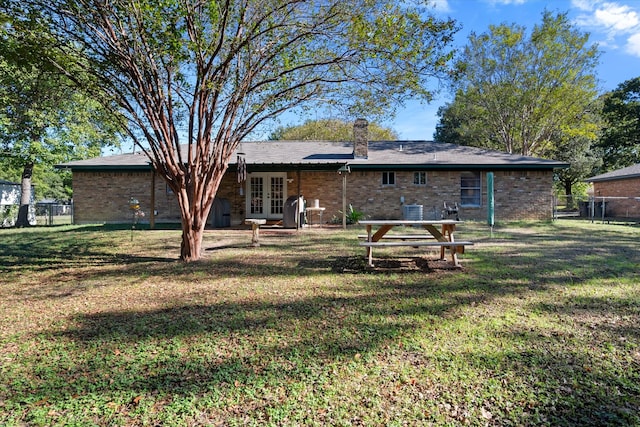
246, 173, 286, 219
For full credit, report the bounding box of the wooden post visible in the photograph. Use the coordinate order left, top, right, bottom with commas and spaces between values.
251, 223, 260, 246
245, 219, 266, 247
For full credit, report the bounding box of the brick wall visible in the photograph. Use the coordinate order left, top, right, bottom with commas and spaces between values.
72, 168, 555, 224
291, 169, 554, 223
593, 177, 640, 217
73, 171, 160, 224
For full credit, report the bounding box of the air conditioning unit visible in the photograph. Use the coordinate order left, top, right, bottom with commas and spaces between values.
402, 204, 423, 221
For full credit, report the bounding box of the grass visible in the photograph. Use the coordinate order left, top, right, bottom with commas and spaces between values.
0, 220, 639, 426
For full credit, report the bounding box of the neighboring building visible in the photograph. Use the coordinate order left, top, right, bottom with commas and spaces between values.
0, 179, 20, 205
0, 179, 35, 227
585, 164, 640, 218
58, 122, 567, 226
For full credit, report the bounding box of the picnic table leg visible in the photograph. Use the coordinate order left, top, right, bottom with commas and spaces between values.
425, 224, 459, 266
440, 225, 447, 260
366, 224, 374, 266
441, 224, 460, 266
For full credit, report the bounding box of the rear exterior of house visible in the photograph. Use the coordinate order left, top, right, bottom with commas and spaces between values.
70, 167, 555, 226
586, 164, 640, 218
62, 122, 567, 226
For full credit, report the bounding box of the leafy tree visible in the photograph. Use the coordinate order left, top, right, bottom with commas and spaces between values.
553, 136, 602, 207
436, 11, 600, 157
269, 119, 398, 141
0, 11, 122, 226
551, 100, 603, 206
26, 0, 458, 261
434, 97, 501, 149
598, 77, 640, 170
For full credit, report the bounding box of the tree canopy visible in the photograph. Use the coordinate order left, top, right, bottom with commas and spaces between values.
551, 108, 603, 200
269, 119, 398, 141
597, 77, 640, 170
435, 11, 600, 158
0, 10, 123, 225
20, 0, 458, 260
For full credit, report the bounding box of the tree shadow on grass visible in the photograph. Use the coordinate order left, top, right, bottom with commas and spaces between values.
8, 275, 639, 425
0, 227, 177, 272
3, 221, 640, 424
7, 287, 461, 419
451, 339, 640, 425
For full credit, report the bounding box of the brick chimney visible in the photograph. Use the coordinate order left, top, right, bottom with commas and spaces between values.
353, 118, 368, 159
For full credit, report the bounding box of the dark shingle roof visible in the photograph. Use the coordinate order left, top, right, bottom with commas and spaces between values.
586, 164, 640, 182
0, 179, 19, 185
58, 140, 568, 171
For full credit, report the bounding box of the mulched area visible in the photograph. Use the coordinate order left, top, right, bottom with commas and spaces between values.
331, 255, 462, 274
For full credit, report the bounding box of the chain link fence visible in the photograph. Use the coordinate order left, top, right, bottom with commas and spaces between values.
1, 202, 73, 227
554, 195, 640, 223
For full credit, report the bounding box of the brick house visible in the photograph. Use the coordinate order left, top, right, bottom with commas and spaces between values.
59, 121, 567, 226
585, 164, 640, 218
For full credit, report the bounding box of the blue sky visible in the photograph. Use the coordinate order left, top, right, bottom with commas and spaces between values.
388, 0, 640, 140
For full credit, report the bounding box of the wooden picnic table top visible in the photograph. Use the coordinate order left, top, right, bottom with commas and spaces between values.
358, 219, 468, 267
358, 219, 462, 226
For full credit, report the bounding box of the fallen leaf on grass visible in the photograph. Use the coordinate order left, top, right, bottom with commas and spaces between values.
481, 407, 493, 420
34, 397, 49, 406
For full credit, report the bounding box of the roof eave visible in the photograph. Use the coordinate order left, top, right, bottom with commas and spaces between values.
586, 173, 640, 183
349, 163, 569, 171
55, 164, 153, 172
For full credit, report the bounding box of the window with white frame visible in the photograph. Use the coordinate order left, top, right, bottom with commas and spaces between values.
381, 171, 396, 186
460, 171, 481, 207
413, 172, 426, 185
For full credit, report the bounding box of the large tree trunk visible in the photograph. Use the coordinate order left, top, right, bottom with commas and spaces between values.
175, 173, 221, 262
15, 161, 34, 228
180, 218, 205, 262
179, 201, 215, 261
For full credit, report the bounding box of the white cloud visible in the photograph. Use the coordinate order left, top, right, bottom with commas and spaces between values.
487, 0, 527, 4
571, 0, 600, 12
573, 1, 640, 56
594, 3, 639, 31
625, 32, 640, 55
429, 0, 451, 12
574, 1, 640, 32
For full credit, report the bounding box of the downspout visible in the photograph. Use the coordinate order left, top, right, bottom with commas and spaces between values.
297, 169, 301, 230
150, 169, 156, 229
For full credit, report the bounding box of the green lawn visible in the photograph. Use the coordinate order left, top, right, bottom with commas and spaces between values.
1, 220, 638, 426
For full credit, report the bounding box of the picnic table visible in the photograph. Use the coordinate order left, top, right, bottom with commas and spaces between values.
358, 219, 473, 267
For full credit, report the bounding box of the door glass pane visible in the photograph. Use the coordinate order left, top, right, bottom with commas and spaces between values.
270, 177, 284, 215
250, 177, 263, 214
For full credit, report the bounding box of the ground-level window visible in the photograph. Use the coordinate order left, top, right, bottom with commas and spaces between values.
413, 172, 426, 185
382, 171, 396, 186
460, 171, 481, 207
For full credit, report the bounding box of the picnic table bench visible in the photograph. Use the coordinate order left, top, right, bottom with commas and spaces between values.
358, 219, 473, 267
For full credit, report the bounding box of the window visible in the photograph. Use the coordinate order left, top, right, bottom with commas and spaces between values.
382, 171, 396, 186
413, 172, 426, 185
460, 171, 481, 207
